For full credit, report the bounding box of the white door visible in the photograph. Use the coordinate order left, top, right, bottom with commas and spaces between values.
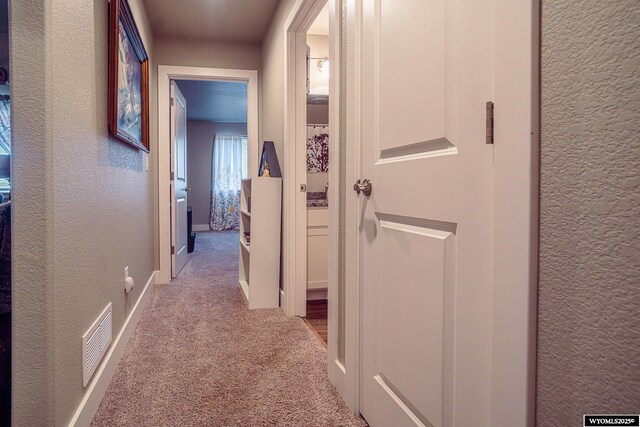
356, 0, 496, 426
171, 81, 189, 278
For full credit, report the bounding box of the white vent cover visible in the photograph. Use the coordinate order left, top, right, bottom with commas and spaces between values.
82, 303, 112, 387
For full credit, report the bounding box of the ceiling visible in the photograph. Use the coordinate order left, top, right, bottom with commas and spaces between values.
175, 80, 247, 123
307, 3, 329, 36
142, 0, 281, 43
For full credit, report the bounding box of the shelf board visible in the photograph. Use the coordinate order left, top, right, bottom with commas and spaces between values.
240, 239, 251, 253
241, 209, 251, 217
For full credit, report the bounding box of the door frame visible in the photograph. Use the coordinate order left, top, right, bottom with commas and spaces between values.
283, 0, 328, 319
157, 65, 259, 284
284, 0, 352, 406
343, 1, 541, 425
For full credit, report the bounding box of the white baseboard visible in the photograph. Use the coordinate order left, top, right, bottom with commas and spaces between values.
68, 270, 158, 427
307, 288, 328, 301
307, 280, 328, 290
193, 224, 210, 232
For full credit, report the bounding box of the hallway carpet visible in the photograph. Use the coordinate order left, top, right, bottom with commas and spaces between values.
92, 231, 366, 427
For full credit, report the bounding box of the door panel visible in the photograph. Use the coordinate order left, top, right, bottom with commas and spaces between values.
359, 0, 495, 426
376, 215, 456, 427
378, 0, 446, 149
171, 81, 188, 278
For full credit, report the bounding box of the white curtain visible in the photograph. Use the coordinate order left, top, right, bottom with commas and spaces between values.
210, 134, 244, 231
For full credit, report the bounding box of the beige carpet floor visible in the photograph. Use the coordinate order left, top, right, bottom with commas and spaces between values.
92, 231, 367, 427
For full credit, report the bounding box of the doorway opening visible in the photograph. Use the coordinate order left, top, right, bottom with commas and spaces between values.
169, 79, 249, 279
301, 4, 331, 345
0, 0, 10, 423
157, 66, 258, 285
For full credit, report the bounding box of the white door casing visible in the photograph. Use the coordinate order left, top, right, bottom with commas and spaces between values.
157, 66, 259, 285
353, 0, 537, 426
283, 0, 329, 319
170, 81, 188, 278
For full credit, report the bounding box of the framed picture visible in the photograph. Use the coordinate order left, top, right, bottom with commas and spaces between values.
108, 0, 149, 152
258, 141, 282, 177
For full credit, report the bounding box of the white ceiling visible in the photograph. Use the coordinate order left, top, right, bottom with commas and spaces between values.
307, 3, 329, 36
142, 0, 281, 43
175, 80, 247, 123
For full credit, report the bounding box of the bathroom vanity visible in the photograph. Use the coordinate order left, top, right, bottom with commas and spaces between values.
307, 193, 328, 300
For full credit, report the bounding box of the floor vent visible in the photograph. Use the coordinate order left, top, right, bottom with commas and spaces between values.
82, 303, 112, 387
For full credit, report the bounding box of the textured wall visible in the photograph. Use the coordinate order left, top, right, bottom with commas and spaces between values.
10, 1, 55, 423
154, 36, 262, 71
261, 0, 297, 165
187, 121, 247, 225
538, 1, 640, 425
11, 0, 157, 424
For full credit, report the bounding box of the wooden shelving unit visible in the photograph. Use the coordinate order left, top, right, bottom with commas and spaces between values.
239, 177, 282, 309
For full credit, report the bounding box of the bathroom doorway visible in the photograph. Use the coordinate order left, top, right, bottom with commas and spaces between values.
301, 3, 330, 345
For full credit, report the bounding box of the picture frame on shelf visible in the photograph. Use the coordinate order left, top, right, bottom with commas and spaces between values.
258, 141, 282, 177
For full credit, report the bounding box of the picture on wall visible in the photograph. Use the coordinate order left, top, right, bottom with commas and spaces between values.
108, 0, 150, 152
258, 141, 282, 177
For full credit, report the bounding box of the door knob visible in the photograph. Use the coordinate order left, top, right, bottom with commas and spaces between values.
353, 179, 372, 197
185, 187, 191, 192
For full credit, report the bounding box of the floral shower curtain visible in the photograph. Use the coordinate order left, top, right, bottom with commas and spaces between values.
210, 134, 243, 231
0, 96, 10, 154
306, 126, 329, 172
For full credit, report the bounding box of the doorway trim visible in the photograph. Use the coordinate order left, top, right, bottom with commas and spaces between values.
157, 65, 259, 284
283, 0, 328, 319
284, 0, 352, 408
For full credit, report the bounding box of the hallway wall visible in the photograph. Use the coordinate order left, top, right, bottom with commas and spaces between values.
154, 37, 262, 71
261, 0, 297, 166
538, 1, 640, 424
187, 121, 248, 226
10, 0, 157, 424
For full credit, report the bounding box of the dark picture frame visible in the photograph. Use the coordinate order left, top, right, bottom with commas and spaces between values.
108, 0, 150, 152
258, 141, 282, 177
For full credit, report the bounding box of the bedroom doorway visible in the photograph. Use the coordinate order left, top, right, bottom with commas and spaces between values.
169, 78, 249, 279
157, 66, 258, 284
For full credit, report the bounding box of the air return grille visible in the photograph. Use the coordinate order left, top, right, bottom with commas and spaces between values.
82, 303, 112, 387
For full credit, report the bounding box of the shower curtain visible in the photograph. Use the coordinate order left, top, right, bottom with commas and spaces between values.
210, 134, 243, 231
306, 126, 329, 172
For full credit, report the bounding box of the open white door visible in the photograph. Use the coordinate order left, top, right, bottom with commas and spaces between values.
170, 81, 188, 278
351, 0, 533, 426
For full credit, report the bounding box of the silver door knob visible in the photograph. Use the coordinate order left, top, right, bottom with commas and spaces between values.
353, 179, 372, 197
185, 187, 191, 192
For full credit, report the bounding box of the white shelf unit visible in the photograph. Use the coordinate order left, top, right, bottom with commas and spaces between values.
239, 177, 282, 309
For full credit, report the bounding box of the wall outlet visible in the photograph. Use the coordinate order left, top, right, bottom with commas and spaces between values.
124, 266, 134, 294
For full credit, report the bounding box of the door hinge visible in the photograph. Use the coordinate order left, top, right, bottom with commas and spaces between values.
171, 245, 175, 255
170, 97, 175, 107
170, 171, 175, 181
486, 101, 494, 144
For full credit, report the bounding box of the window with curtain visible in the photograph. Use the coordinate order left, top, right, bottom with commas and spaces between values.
209, 134, 248, 231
